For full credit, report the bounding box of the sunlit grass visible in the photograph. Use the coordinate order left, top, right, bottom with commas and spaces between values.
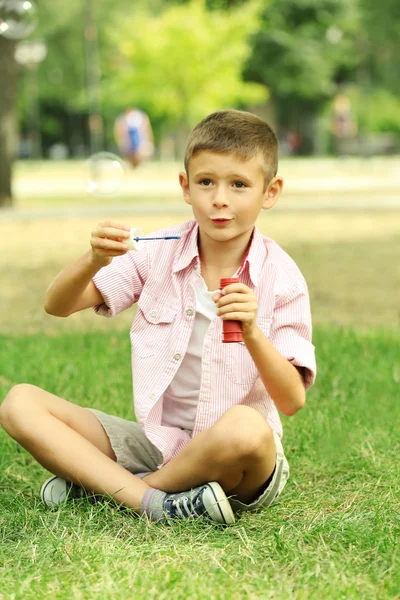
0, 328, 399, 599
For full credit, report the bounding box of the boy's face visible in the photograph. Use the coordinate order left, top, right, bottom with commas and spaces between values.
179, 151, 282, 247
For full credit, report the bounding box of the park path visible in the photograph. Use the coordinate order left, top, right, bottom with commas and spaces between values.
1, 157, 400, 220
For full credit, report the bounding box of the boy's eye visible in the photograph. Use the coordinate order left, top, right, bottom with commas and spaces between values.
197, 179, 247, 188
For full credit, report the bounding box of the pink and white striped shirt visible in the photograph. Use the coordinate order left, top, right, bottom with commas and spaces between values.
93, 219, 316, 467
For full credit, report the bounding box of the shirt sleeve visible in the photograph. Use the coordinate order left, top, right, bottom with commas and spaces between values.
92, 247, 150, 317
269, 281, 316, 390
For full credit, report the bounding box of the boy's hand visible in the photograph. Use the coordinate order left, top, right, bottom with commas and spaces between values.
90, 221, 131, 267
213, 283, 258, 339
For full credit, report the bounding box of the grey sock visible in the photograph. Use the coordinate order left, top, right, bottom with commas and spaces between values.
135, 472, 151, 480
140, 487, 167, 521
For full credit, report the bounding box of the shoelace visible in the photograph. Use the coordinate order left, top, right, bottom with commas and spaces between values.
168, 489, 204, 519
171, 496, 192, 518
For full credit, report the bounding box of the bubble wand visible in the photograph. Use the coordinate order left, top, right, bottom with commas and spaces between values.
126, 228, 180, 251
133, 236, 181, 241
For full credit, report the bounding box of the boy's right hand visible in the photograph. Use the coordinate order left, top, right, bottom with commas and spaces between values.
90, 221, 131, 267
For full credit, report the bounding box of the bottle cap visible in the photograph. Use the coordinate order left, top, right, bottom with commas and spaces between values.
220, 277, 240, 289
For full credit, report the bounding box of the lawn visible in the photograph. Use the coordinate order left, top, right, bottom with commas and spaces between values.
0, 327, 399, 599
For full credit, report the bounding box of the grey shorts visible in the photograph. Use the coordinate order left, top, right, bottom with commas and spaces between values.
88, 408, 290, 514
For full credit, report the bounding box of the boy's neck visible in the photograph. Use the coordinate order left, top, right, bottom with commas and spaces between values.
197, 229, 253, 289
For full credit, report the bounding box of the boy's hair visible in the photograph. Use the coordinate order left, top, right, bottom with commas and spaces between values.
184, 109, 278, 186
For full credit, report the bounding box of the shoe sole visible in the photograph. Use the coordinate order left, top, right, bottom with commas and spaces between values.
41, 476, 83, 508
203, 482, 235, 524
40, 476, 65, 508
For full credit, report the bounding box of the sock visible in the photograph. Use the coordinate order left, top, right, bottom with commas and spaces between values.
135, 472, 151, 479
140, 487, 167, 521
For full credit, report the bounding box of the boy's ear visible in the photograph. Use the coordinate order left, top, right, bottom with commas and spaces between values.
262, 176, 284, 210
179, 171, 192, 205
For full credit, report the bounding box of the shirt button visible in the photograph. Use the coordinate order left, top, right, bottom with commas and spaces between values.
150, 393, 156, 400
150, 310, 156, 318
186, 308, 194, 316
173, 353, 181, 361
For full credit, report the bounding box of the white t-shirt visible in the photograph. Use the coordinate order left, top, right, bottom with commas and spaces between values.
161, 276, 219, 432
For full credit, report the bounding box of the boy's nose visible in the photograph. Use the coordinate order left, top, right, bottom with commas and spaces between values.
213, 187, 229, 207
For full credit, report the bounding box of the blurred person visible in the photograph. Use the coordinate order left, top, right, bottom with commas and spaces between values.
0, 110, 316, 526
280, 129, 302, 156
113, 107, 155, 168
286, 130, 302, 155
331, 94, 358, 156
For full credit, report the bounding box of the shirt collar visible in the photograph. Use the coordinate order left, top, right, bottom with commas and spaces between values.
172, 220, 200, 273
172, 221, 267, 287
239, 226, 266, 287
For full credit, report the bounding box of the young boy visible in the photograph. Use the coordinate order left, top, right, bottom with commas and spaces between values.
0, 110, 316, 525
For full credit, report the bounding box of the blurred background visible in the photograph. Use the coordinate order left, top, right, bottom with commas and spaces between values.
0, 0, 399, 335
2, 0, 400, 172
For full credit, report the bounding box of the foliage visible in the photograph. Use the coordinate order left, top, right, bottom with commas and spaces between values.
170, 0, 248, 7
102, 0, 267, 132
31, 0, 159, 111
348, 88, 400, 137
243, 0, 360, 100
359, 0, 400, 95
5, 0, 400, 162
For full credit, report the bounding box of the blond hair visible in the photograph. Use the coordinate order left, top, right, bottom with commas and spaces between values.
184, 109, 278, 185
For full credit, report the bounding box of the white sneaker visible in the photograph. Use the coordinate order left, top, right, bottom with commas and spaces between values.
40, 476, 85, 508
163, 481, 235, 524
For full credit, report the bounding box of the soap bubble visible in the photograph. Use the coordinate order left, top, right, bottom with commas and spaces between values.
87, 152, 126, 197
0, 0, 37, 40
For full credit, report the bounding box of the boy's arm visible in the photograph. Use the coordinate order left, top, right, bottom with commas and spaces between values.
215, 281, 316, 416
242, 329, 306, 416
44, 221, 131, 317
44, 250, 105, 317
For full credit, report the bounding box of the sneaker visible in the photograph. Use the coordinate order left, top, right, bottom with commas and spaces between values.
163, 481, 235, 524
40, 476, 85, 508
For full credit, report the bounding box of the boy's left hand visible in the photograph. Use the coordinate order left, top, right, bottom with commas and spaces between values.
213, 283, 258, 339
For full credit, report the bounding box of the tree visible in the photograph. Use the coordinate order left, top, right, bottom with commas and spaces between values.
359, 0, 400, 96
103, 0, 267, 155
0, 36, 18, 207
0, 0, 87, 207
0, 0, 157, 207
243, 0, 360, 152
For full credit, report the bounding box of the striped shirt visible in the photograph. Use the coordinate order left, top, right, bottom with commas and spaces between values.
93, 219, 316, 467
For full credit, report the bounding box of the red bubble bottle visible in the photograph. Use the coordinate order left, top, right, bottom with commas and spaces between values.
219, 277, 243, 343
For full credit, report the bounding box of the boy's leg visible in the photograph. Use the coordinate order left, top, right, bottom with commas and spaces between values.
0, 386, 275, 513
0, 384, 150, 510
142, 405, 277, 505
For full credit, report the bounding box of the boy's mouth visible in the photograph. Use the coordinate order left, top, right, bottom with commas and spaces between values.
211, 218, 232, 224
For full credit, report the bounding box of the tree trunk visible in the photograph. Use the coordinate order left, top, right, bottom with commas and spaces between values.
174, 122, 190, 162
0, 37, 18, 208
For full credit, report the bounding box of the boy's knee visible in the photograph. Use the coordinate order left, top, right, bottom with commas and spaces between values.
213, 405, 274, 460
0, 384, 35, 429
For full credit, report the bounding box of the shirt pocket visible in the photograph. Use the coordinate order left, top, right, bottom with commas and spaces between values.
131, 292, 178, 358
225, 316, 273, 385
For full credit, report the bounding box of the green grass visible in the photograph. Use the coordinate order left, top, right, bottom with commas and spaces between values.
0, 327, 399, 599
